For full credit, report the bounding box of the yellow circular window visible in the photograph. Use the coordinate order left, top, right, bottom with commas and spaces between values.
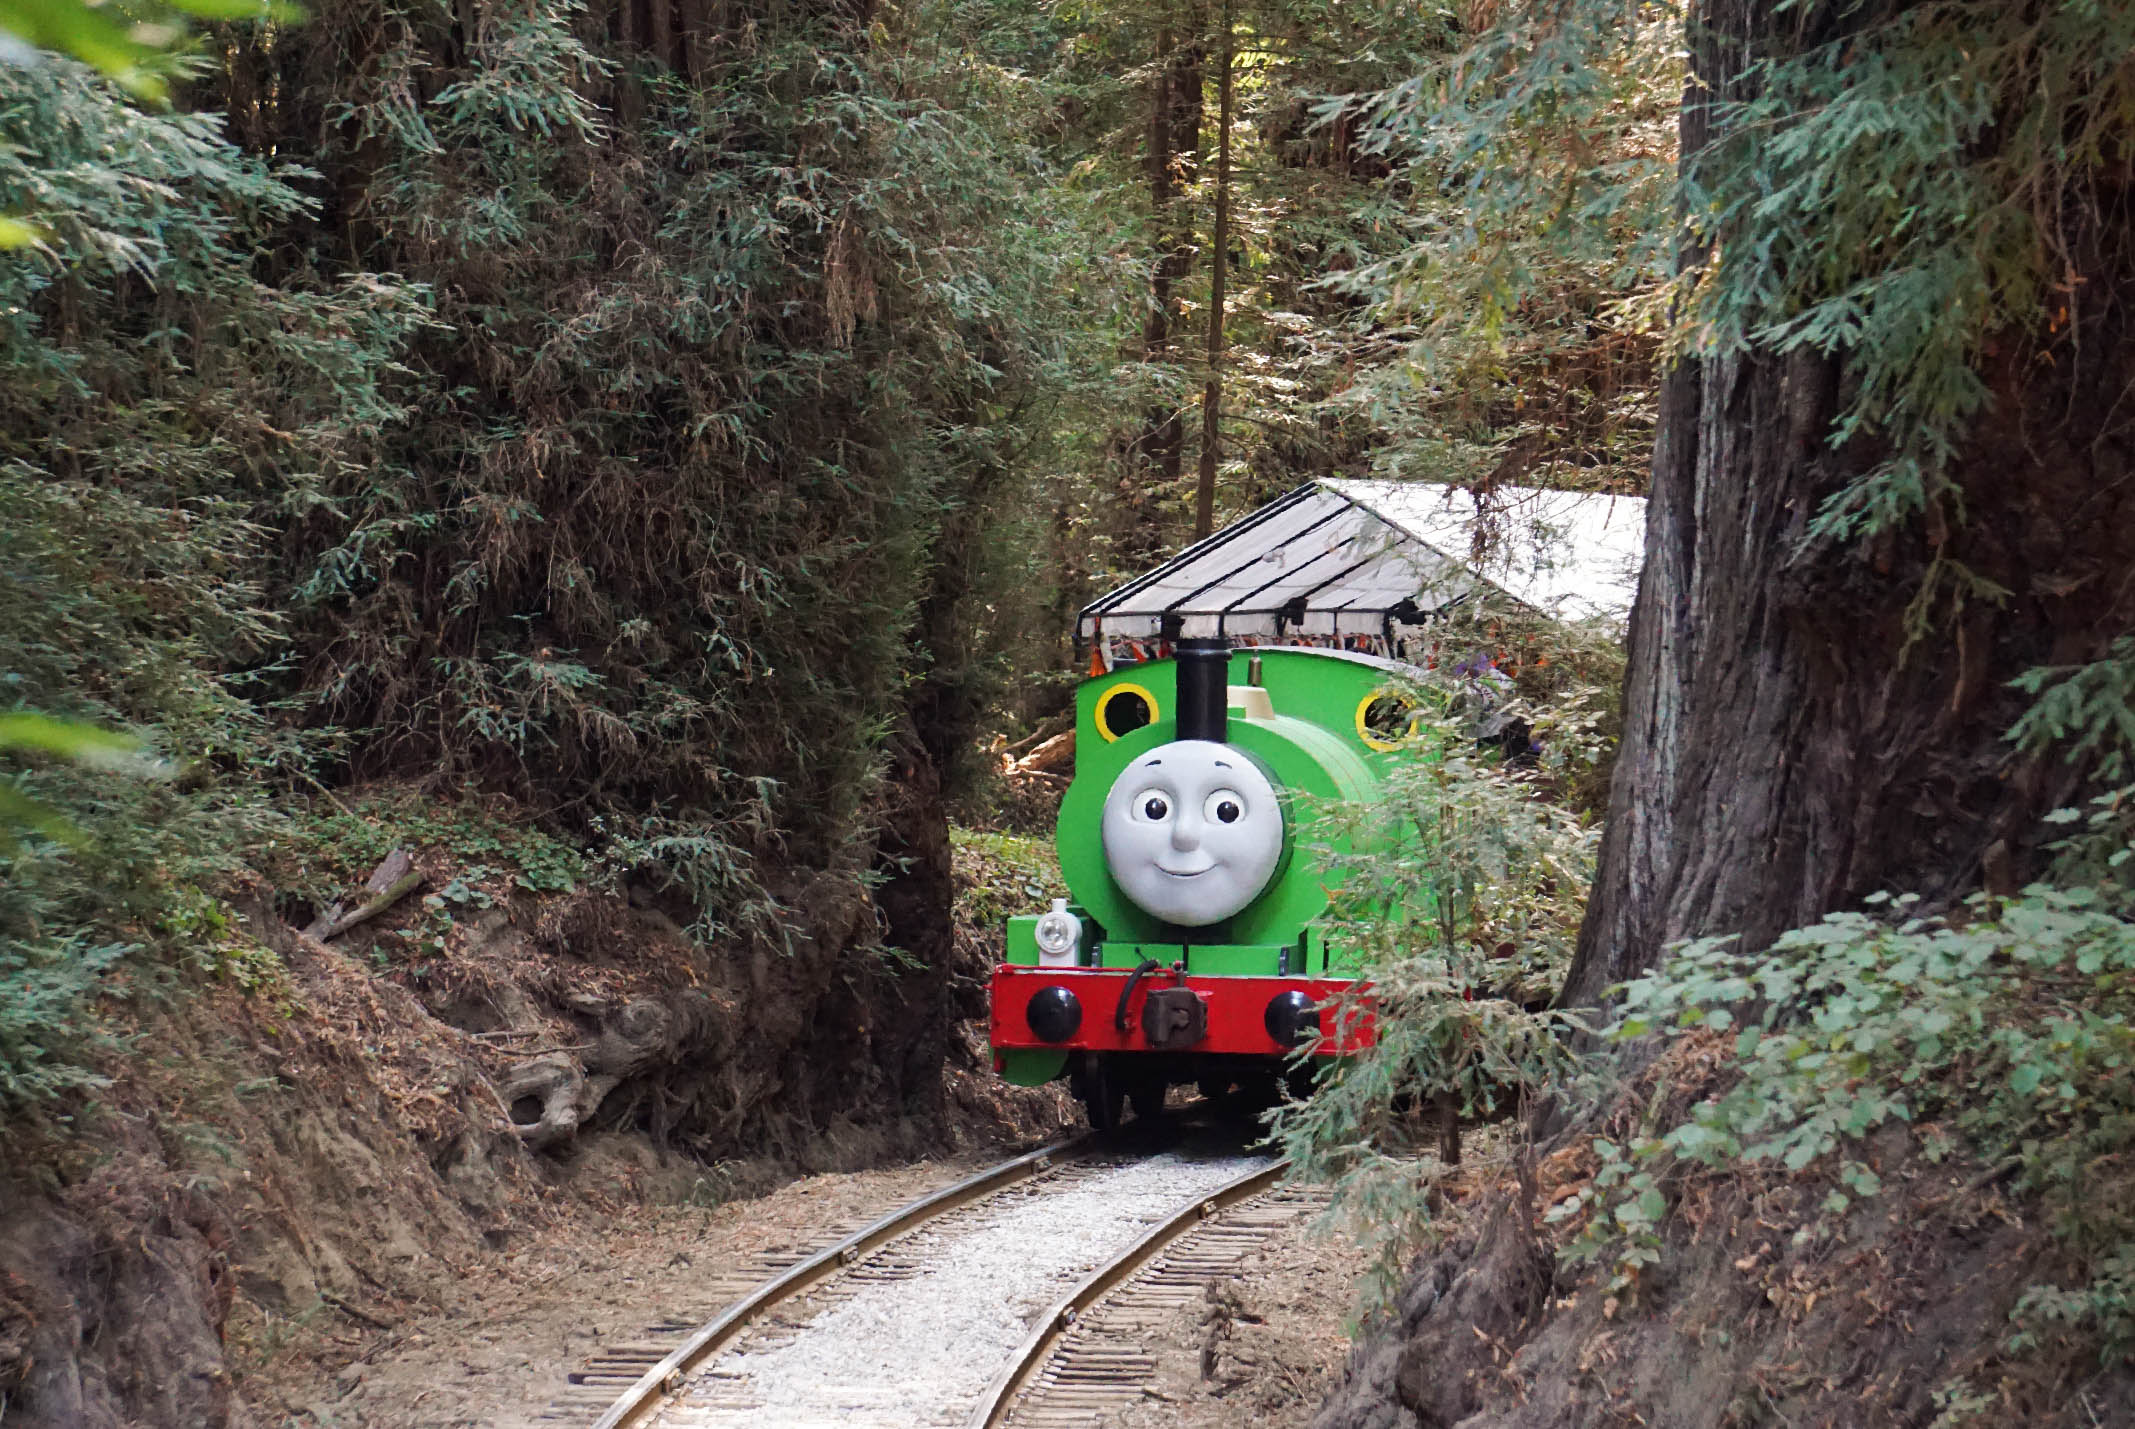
1095, 682, 1159, 742
1355, 690, 1421, 751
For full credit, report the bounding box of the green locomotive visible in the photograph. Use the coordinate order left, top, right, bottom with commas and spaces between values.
988, 639, 1409, 1129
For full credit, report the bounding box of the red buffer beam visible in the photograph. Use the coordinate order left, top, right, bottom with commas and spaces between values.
989, 966, 1373, 1057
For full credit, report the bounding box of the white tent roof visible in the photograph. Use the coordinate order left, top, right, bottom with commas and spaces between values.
1079, 479, 1646, 643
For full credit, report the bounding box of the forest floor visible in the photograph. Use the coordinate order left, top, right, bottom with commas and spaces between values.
258, 1156, 985, 1427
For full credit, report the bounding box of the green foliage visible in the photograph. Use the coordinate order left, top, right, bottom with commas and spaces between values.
1435, 599, 1630, 818
1314, 0, 1677, 494
0, 0, 292, 104
950, 825, 1065, 929
0, 712, 143, 848
0, 50, 422, 1104
1271, 697, 1599, 1298
2010, 637, 2135, 783
159, 885, 282, 991
0, 743, 282, 1102
0, 712, 139, 763
1171, 0, 1476, 509
265, 0, 1124, 926
1019, 0, 1474, 577
1572, 886, 2135, 1365
3, 0, 1139, 1013
2034, 783, 2135, 910
1671, 1, 2135, 540
0, 931, 127, 1102
283, 803, 588, 901
1333, 0, 2135, 537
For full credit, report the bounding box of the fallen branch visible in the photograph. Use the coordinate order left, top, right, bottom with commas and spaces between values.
300, 900, 346, 940
304, 850, 425, 940
320, 1292, 395, 1332
316, 870, 425, 939
1011, 729, 1075, 776
1002, 712, 1073, 758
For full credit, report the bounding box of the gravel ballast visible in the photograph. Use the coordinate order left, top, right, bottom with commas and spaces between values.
665, 1151, 1270, 1427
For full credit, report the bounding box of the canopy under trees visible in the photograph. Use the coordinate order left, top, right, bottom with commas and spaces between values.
1080, 477, 1644, 656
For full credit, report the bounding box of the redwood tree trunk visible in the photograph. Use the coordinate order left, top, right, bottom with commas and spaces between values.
1562, 0, 2135, 1006
1316, 8, 2135, 1427
1120, 15, 1203, 567
1193, 0, 1232, 540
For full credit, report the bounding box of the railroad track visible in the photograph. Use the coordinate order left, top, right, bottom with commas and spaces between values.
979, 1178, 1327, 1429
553, 1127, 1319, 1429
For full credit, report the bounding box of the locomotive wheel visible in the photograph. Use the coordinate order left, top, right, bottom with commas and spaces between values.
1225, 1072, 1282, 1119
1076, 1056, 1126, 1133
1127, 1081, 1168, 1122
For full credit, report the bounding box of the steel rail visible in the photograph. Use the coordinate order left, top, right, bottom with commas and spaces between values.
590, 1134, 1094, 1429
964, 1154, 1290, 1429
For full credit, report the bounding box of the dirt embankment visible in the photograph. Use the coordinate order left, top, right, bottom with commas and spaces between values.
1311, 1037, 2135, 1429
0, 826, 1073, 1428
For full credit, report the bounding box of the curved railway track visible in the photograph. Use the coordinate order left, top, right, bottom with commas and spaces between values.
552, 1126, 1321, 1429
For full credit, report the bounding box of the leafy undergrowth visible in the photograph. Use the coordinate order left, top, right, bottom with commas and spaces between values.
1271, 702, 1601, 1304
942, 826, 1078, 1127
1311, 1027, 2130, 1429
948, 826, 1066, 934
1581, 887, 2135, 1375
1298, 784, 2135, 1426
1311, 884, 2135, 1429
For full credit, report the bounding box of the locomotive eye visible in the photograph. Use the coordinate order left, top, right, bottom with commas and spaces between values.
1135, 791, 1171, 822
1205, 789, 1245, 824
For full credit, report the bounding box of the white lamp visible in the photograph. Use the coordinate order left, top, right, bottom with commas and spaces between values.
1033, 898, 1082, 967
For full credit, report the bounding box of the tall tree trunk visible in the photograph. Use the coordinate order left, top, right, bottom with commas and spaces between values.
1561, 0, 2135, 1007
1120, 13, 1203, 568
1317, 8, 2135, 1426
1194, 0, 1233, 540
870, 423, 1013, 1117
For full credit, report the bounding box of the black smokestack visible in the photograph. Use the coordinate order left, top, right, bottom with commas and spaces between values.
1175, 639, 1229, 742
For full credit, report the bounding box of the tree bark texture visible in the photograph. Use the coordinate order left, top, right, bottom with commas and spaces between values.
1563, 0, 2135, 1006
866, 414, 1017, 1119
1119, 15, 1204, 567
1193, 0, 1233, 540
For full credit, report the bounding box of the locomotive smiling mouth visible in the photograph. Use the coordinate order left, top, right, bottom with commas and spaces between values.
1159, 865, 1213, 879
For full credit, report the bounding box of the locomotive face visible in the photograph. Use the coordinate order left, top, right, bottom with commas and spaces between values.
1101, 740, 1283, 927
